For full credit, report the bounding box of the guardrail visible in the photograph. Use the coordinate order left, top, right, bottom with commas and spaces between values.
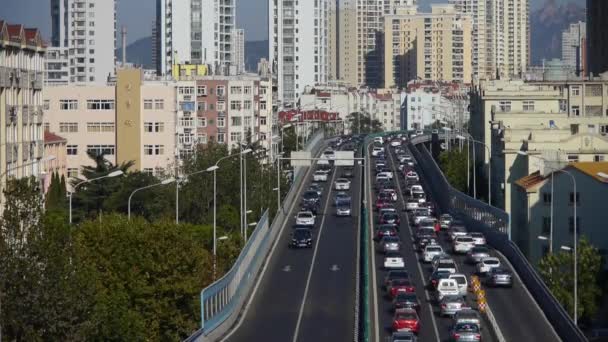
408, 135, 587, 342
184, 131, 326, 342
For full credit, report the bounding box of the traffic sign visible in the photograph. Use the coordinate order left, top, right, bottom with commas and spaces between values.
290, 151, 312, 167
334, 151, 355, 166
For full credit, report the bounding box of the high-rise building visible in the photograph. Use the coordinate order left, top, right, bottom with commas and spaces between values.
269, 0, 329, 106
561, 22, 586, 74
50, 0, 116, 84
383, 4, 473, 87
232, 29, 245, 74
587, 0, 608, 75
155, 0, 236, 76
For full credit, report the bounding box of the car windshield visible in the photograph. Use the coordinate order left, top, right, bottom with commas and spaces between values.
427, 246, 442, 252
303, 191, 318, 199
298, 212, 313, 218
337, 178, 348, 183
485, 259, 500, 265
336, 194, 349, 199
471, 247, 489, 254
412, 192, 425, 199
457, 237, 474, 243
455, 323, 480, 333
493, 268, 511, 274
384, 236, 399, 243
294, 230, 311, 239
396, 292, 416, 301
383, 213, 398, 219
471, 233, 484, 238
452, 276, 466, 284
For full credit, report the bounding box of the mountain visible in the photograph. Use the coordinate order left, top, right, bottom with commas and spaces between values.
116, 36, 154, 70
530, 0, 585, 65
245, 40, 268, 72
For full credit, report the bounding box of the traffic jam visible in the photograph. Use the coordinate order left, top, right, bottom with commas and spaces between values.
371, 134, 512, 342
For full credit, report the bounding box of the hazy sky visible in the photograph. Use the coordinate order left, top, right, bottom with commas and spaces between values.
1, 0, 560, 44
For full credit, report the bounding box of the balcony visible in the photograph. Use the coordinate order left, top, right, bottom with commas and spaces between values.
5, 105, 17, 124
22, 106, 29, 124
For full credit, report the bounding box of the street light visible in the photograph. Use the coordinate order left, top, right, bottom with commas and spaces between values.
128, 177, 175, 220
69, 169, 124, 224
538, 235, 549, 241
457, 135, 487, 202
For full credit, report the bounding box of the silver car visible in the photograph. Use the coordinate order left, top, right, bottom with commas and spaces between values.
379, 236, 401, 253
336, 204, 351, 217
440, 295, 467, 316
450, 323, 481, 341
466, 246, 490, 264
454, 309, 482, 329
487, 267, 513, 287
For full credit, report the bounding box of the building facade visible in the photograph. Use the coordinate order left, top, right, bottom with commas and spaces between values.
0, 21, 46, 192
42, 131, 67, 193
587, 0, 608, 76
232, 29, 245, 74
561, 21, 586, 74
50, 0, 116, 83
383, 4, 473, 88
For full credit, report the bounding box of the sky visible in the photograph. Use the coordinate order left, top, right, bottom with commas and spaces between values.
1, 0, 563, 44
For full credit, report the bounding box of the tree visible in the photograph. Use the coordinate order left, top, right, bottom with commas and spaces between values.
46, 171, 67, 213
538, 237, 603, 321
438, 149, 468, 192
346, 112, 383, 134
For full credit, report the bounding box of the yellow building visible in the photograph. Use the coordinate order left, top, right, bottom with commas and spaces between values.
383, 4, 473, 88
171, 63, 208, 80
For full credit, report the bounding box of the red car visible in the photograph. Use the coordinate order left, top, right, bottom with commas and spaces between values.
392, 308, 420, 333
375, 198, 390, 211
375, 226, 397, 241
388, 278, 415, 298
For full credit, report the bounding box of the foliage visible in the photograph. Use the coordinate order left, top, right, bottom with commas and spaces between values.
538, 237, 603, 321
347, 112, 383, 134
438, 149, 468, 192
281, 126, 301, 158
46, 172, 68, 215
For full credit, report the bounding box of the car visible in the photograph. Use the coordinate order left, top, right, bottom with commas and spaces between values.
295, 211, 315, 226
417, 237, 438, 252
390, 331, 417, 342
423, 245, 444, 263
336, 203, 351, 217
410, 190, 426, 203
414, 228, 436, 243
381, 189, 398, 202
439, 295, 467, 317
374, 137, 384, 144
379, 206, 397, 217
450, 323, 482, 341
432, 254, 453, 268
449, 273, 469, 297
378, 236, 401, 253
390, 139, 402, 147
454, 309, 482, 329
317, 159, 332, 173
302, 190, 321, 206
435, 259, 457, 274
393, 292, 421, 312
470, 232, 486, 245
436, 278, 461, 301
405, 199, 420, 211
313, 170, 328, 182
322, 150, 336, 160
392, 308, 420, 334
384, 251, 406, 270
405, 171, 419, 181
407, 185, 424, 196
410, 209, 431, 224
440, 214, 453, 230
300, 201, 320, 215
453, 236, 476, 254
342, 167, 355, 178
375, 198, 391, 211
376, 173, 391, 183
487, 267, 513, 287
384, 269, 410, 289
375, 225, 398, 241
476, 257, 501, 274
334, 178, 351, 190
307, 183, 323, 197
416, 218, 436, 230
466, 246, 491, 264
428, 269, 451, 290
377, 171, 394, 180
387, 278, 416, 297
290, 228, 313, 248
448, 226, 468, 242
372, 146, 384, 157
380, 212, 401, 225
334, 192, 351, 207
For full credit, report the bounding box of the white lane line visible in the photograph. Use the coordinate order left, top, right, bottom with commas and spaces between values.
366, 143, 381, 342
292, 166, 339, 342
220, 150, 321, 342
389, 147, 441, 342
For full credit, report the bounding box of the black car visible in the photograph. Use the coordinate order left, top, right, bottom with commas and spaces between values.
290, 228, 313, 248
302, 190, 321, 206
393, 292, 421, 312
301, 201, 320, 215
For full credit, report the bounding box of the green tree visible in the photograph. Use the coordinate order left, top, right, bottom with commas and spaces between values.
46, 171, 67, 213
438, 149, 468, 192
538, 237, 603, 321
347, 112, 383, 134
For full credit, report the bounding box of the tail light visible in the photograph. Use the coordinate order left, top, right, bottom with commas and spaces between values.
474, 334, 481, 340
452, 333, 460, 339
441, 303, 447, 309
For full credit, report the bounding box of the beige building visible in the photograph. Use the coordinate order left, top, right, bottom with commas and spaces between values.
42, 131, 67, 193
0, 21, 46, 195
383, 4, 473, 88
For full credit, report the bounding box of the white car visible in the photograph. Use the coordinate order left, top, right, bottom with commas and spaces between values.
334, 178, 351, 190
436, 278, 460, 301
390, 140, 402, 147
408, 185, 423, 196
435, 259, 457, 274
448, 226, 468, 242
295, 211, 315, 226
476, 257, 501, 274
449, 273, 469, 297
470, 232, 486, 245
412, 214, 432, 226
313, 170, 328, 182
377, 171, 394, 180
423, 245, 444, 263
453, 236, 476, 254
405, 200, 420, 211
405, 171, 419, 181
372, 146, 384, 156
384, 252, 405, 269
374, 137, 384, 144
322, 150, 336, 160
375, 173, 390, 182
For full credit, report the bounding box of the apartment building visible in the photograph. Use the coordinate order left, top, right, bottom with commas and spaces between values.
561, 22, 586, 74
269, 0, 329, 106
50, 0, 116, 84
0, 21, 46, 193
383, 4, 473, 88
232, 29, 245, 74
42, 131, 67, 192
587, 0, 608, 76
448, 0, 490, 80
470, 76, 608, 216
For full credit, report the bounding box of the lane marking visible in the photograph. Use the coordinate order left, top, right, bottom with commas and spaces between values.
292, 165, 339, 342
330, 264, 341, 272
283, 265, 292, 272
388, 146, 441, 342
365, 142, 381, 342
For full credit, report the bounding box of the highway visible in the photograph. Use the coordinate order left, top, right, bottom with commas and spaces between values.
223, 143, 361, 342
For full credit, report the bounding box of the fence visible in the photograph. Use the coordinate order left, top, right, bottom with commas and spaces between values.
408, 137, 587, 342
184, 131, 326, 342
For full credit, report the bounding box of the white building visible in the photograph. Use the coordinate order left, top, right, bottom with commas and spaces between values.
269, 0, 329, 106
50, 0, 116, 84
45, 47, 70, 85
201, 0, 236, 73
561, 21, 586, 73
402, 81, 470, 130
232, 29, 245, 74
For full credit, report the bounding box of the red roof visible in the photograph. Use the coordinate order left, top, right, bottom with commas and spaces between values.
44, 131, 67, 144
0, 20, 47, 49
7, 24, 22, 40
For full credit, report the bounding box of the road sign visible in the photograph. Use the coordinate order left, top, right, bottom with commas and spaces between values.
290, 151, 312, 167
334, 151, 355, 166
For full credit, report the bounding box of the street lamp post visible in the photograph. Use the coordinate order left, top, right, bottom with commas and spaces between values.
69, 169, 124, 224
213, 235, 229, 280
128, 177, 175, 220
457, 135, 490, 205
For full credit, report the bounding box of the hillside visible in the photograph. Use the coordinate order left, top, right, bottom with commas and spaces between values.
117, 36, 153, 69
245, 40, 268, 72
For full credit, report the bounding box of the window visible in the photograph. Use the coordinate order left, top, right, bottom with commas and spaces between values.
569, 192, 581, 205
594, 155, 605, 162
154, 99, 164, 110
43, 100, 50, 110
198, 117, 207, 127
568, 217, 581, 233
87, 122, 115, 132
244, 86, 252, 94
217, 133, 225, 143
567, 155, 579, 163
144, 145, 165, 155
216, 86, 225, 96
601, 125, 608, 135
217, 101, 225, 111
217, 117, 225, 127
230, 101, 241, 110
179, 117, 194, 127
143, 168, 154, 175
244, 117, 252, 127
260, 101, 267, 110
571, 124, 579, 135
59, 122, 78, 133
86, 145, 115, 156
197, 86, 207, 96
44, 123, 50, 132
260, 116, 267, 125
144, 122, 153, 132
198, 102, 206, 111
198, 133, 208, 144
572, 106, 580, 116
231, 116, 242, 126
67, 145, 78, 155
144, 99, 153, 110
542, 192, 552, 205
59, 100, 78, 110
67, 168, 78, 178
230, 132, 242, 142
523, 101, 535, 112
571, 86, 580, 96
154, 122, 164, 132
86, 99, 114, 110
243, 100, 252, 110
230, 86, 242, 94
542, 216, 551, 235
178, 87, 194, 95
498, 101, 511, 112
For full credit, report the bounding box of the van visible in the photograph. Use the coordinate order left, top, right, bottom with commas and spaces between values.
448, 273, 468, 297
436, 278, 460, 301
374, 136, 384, 144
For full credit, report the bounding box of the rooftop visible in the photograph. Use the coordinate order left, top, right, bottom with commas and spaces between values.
569, 162, 608, 183
44, 131, 67, 144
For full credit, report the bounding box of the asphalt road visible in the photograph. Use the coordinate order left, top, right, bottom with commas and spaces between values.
223, 145, 361, 342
